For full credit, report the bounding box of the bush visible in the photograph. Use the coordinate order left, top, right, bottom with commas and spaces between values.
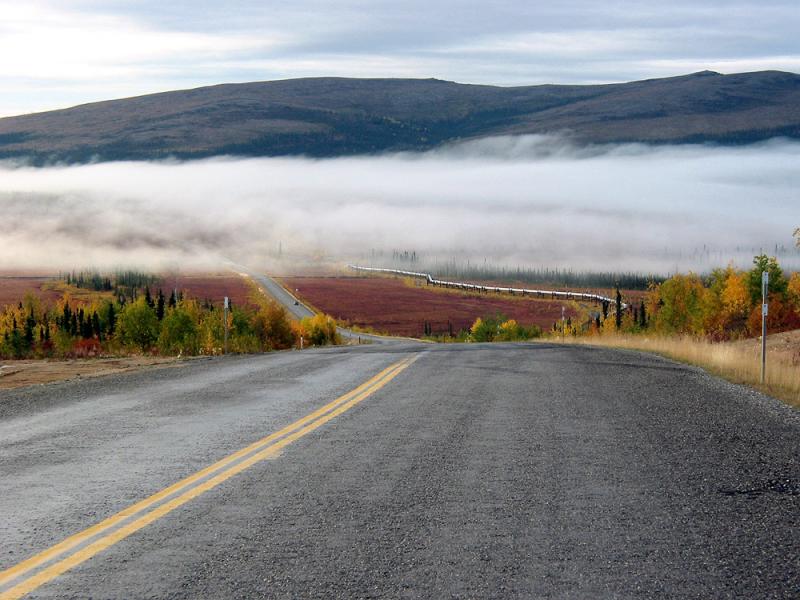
158, 308, 200, 355
649, 273, 708, 335
471, 315, 541, 342
118, 298, 160, 352
253, 302, 296, 350
298, 314, 340, 346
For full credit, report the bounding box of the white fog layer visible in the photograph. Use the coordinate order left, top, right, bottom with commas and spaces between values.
1, 136, 798, 274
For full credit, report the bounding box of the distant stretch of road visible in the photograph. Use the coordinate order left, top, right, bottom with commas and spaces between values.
245, 269, 396, 344
245, 271, 314, 320
1, 341, 798, 599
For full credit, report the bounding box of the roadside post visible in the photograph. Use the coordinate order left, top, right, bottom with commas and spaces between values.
761, 271, 768, 384
224, 296, 229, 354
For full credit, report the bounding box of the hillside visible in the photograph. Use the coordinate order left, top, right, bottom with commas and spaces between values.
1, 70, 799, 162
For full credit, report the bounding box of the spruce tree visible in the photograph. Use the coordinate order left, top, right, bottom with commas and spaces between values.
23, 315, 34, 349
92, 312, 102, 340
107, 303, 116, 336
62, 302, 72, 332
615, 287, 622, 330
156, 289, 165, 321
639, 300, 647, 328
144, 286, 154, 308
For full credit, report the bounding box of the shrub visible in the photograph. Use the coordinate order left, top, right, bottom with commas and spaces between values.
118, 298, 160, 352
788, 272, 800, 312
158, 308, 200, 355
470, 315, 503, 342
253, 302, 296, 350
298, 314, 340, 346
649, 273, 708, 335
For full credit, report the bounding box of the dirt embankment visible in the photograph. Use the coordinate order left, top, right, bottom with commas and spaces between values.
0, 357, 184, 391
727, 329, 800, 365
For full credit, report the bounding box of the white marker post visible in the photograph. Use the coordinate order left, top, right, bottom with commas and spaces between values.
223, 296, 229, 354
760, 272, 768, 384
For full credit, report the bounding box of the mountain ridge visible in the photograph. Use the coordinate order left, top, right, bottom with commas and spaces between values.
1, 70, 798, 163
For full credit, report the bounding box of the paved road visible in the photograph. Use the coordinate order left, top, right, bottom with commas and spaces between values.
1, 343, 798, 599
237, 267, 395, 344
247, 271, 315, 321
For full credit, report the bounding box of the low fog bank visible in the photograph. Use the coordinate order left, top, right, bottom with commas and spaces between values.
0, 135, 798, 275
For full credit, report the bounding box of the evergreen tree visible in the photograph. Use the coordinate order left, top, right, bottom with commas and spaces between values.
144, 286, 154, 308
168, 290, 177, 309
92, 312, 102, 340
62, 302, 72, 332
156, 289, 165, 321
639, 300, 647, 328
10, 317, 24, 358
23, 312, 34, 349
615, 287, 622, 330
107, 303, 116, 336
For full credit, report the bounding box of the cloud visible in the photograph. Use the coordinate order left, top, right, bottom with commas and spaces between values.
1, 1, 799, 116
0, 136, 797, 275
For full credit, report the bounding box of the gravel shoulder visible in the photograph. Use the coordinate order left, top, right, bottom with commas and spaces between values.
0, 356, 184, 391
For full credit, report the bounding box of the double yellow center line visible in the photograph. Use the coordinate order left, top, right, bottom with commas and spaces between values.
0, 354, 418, 600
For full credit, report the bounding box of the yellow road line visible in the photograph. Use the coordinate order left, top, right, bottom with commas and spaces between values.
0, 357, 406, 588
0, 355, 416, 600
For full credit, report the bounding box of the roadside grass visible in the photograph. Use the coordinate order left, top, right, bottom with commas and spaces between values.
345, 323, 393, 337
572, 334, 800, 408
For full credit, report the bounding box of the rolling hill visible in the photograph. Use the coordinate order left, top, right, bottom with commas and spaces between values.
1, 70, 799, 163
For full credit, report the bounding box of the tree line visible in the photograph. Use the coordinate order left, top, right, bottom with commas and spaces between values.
563, 254, 800, 339
381, 258, 663, 291
1, 281, 340, 359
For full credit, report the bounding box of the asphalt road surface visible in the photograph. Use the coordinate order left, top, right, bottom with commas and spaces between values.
1, 342, 799, 599
247, 271, 315, 321
238, 268, 392, 344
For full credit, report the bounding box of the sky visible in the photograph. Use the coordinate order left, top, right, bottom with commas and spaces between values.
1, 0, 799, 117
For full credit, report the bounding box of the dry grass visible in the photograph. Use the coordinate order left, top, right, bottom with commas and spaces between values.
574, 332, 800, 408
